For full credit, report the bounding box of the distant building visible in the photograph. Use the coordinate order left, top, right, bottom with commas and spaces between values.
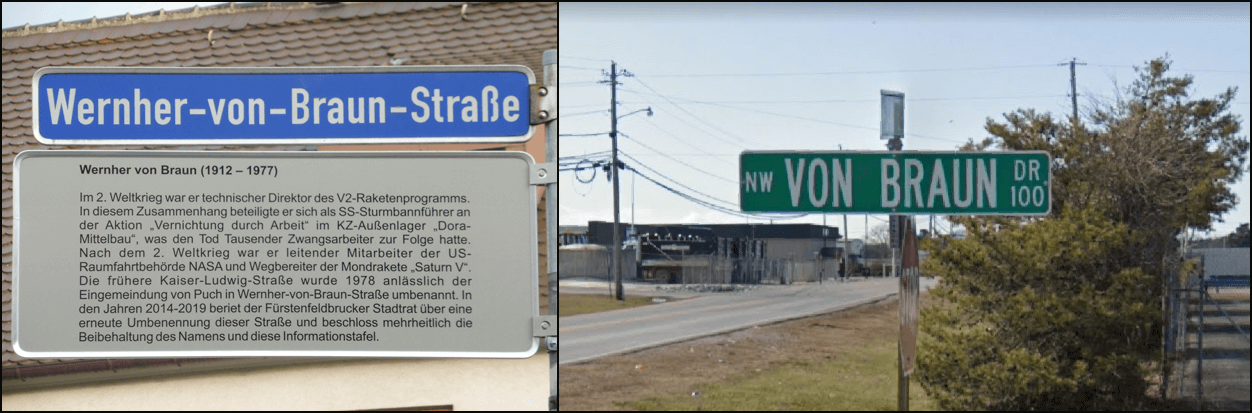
1193, 248, 1251, 277
577, 221, 846, 283
1192, 248, 1251, 288
559, 225, 588, 246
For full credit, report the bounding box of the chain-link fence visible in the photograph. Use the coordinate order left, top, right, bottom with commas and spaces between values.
1165, 272, 1250, 410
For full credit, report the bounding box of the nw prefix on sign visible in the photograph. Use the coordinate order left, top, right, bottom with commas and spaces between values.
740, 151, 1051, 215
33, 66, 534, 145
13, 151, 539, 358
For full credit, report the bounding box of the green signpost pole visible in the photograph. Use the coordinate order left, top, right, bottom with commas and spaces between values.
736, 89, 1050, 411
883, 90, 909, 412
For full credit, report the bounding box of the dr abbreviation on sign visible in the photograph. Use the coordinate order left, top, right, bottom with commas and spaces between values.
739, 151, 1051, 215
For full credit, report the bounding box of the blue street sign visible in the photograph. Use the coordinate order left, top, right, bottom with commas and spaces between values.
33, 66, 535, 145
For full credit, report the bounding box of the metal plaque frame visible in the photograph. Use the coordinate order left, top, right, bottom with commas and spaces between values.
33, 65, 537, 146
13, 150, 540, 358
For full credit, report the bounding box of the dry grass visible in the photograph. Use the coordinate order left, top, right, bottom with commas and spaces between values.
559, 292, 936, 410
560, 293, 659, 317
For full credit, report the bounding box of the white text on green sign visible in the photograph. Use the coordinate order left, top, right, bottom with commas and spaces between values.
739, 151, 1051, 214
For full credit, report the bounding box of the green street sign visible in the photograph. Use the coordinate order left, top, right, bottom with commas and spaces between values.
740, 151, 1051, 215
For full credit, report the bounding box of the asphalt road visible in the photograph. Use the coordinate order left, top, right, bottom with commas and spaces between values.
559, 277, 938, 365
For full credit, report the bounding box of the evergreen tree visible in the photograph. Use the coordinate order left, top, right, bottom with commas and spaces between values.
918, 56, 1249, 410
1227, 223, 1250, 248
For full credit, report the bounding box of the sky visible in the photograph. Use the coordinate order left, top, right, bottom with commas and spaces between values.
559, 3, 1252, 241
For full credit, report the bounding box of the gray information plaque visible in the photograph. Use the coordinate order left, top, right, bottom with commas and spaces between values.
14, 150, 539, 358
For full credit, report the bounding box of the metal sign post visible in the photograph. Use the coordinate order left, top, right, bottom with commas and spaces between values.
884, 90, 910, 412
733, 90, 1052, 410
899, 216, 921, 411
543, 48, 559, 410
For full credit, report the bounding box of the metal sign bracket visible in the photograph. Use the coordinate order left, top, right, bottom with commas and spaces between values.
531, 163, 556, 185
530, 85, 557, 124
533, 315, 558, 338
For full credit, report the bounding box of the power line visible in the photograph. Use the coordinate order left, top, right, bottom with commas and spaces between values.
623, 163, 808, 221
619, 88, 764, 155
559, 151, 611, 162
559, 55, 612, 62
642, 64, 1058, 78
561, 103, 613, 109
636, 116, 737, 167
559, 132, 611, 138
627, 153, 739, 157
559, 152, 611, 167
558, 151, 611, 168
558, 163, 604, 172
621, 87, 968, 145
557, 154, 809, 227
564, 109, 609, 118
630, 77, 765, 149
616, 94, 1066, 105
1088, 63, 1250, 74
622, 87, 877, 131
618, 151, 739, 208
617, 132, 738, 185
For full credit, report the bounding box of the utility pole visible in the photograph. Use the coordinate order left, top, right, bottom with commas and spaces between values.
601, 62, 632, 301
1059, 58, 1086, 134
